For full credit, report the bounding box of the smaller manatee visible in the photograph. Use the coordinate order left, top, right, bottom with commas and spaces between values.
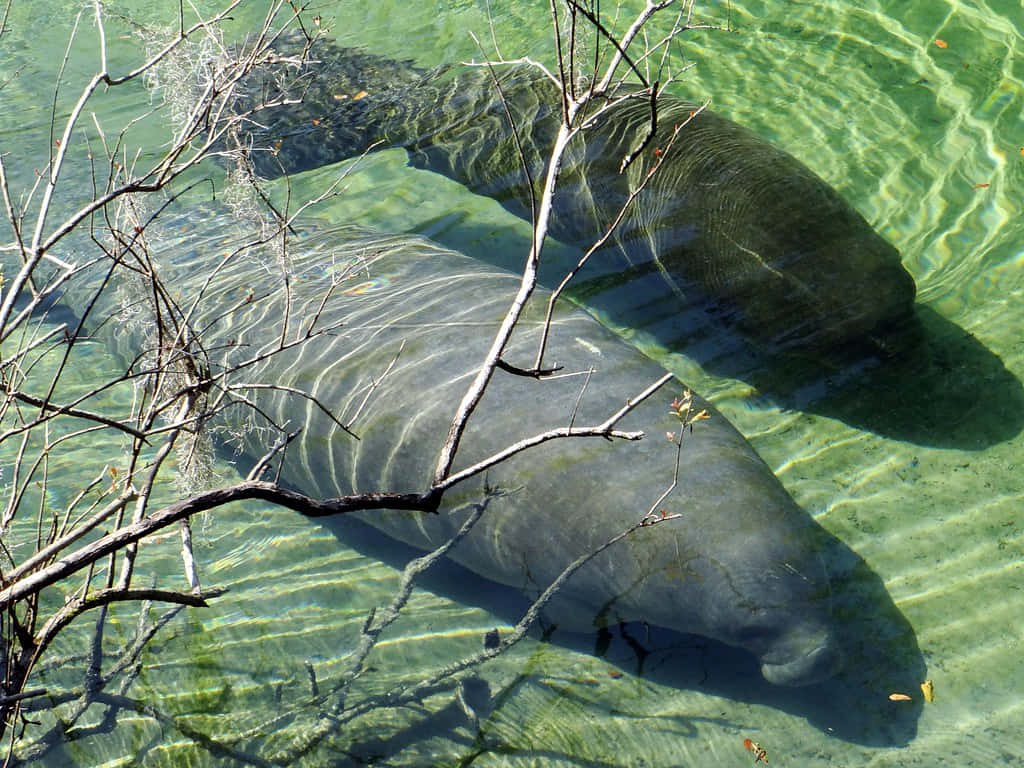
233, 35, 918, 362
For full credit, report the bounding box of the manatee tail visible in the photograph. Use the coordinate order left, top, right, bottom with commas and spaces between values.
232, 33, 562, 213
231, 34, 435, 177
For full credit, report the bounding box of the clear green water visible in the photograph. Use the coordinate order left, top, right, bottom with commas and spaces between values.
2, 0, 1022, 765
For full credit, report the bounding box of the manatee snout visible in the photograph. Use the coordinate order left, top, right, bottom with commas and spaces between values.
760, 641, 843, 686
755, 623, 843, 686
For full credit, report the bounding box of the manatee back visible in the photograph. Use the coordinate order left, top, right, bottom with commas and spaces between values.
49, 218, 840, 679
176, 227, 835, 647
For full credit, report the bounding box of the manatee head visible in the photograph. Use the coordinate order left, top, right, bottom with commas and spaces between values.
624, 500, 844, 688
720, 184, 918, 362
670, 108, 919, 362
795, 215, 920, 364
627, 453, 846, 688
702, 556, 844, 687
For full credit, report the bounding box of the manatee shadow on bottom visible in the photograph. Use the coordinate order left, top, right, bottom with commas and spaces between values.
714, 305, 1024, 450
317, 513, 924, 750
569, 265, 1023, 450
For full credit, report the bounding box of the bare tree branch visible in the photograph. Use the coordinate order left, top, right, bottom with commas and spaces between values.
1, 1, 700, 761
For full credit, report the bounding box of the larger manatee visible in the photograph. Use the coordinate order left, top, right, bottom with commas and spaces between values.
233, 36, 919, 361
67, 219, 850, 687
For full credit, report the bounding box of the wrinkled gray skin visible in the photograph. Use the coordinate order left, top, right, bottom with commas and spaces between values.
236, 38, 918, 359
89, 224, 843, 686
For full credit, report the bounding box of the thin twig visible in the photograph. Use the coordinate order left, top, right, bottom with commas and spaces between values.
437, 372, 673, 492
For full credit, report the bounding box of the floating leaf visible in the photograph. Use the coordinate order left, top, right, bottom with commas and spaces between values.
972, 182, 990, 189
888, 692, 912, 701
353, 90, 369, 101
935, 38, 948, 49
743, 739, 768, 763
921, 679, 935, 702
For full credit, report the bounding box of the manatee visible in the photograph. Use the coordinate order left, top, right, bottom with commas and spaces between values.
65, 220, 849, 686
232, 36, 919, 361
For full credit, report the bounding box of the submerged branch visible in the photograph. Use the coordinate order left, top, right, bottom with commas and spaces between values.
0, 482, 440, 612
